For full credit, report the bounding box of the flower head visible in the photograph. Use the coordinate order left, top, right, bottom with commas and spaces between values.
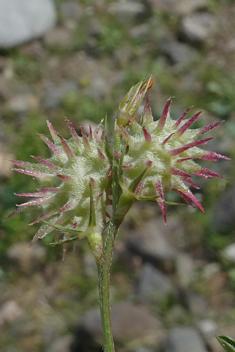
6, 119, 111, 249
116, 80, 230, 223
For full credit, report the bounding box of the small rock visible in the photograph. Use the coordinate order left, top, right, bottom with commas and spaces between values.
46, 336, 73, 352
108, 2, 146, 22
130, 24, 149, 40
196, 320, 217, 338
162, 41, 199, 66
164, 327, 207, 352
6, 242, 46, 274
42, 81, 77, 109
181, 13, 216, 43
176, 253, 195, 287
60, 1, 83, 23
147, 0, 208, 15
86, 74, 109, 101
126, 219, 177, 267
6, 93, 39, 112
188, 293, 208, 316
88, 19, 102, 38
76, 302, 164, 349
0, 300, 23, 327
44, 27, 74, 48
0, 0, 56, 48
212, 185, 235, 233
221, 243, 235, 263
136, 263, 175, 304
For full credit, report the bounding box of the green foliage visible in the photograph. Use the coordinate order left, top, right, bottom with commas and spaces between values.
216, 335, 235, 352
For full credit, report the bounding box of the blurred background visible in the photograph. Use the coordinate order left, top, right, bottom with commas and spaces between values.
0, 0, 235, 351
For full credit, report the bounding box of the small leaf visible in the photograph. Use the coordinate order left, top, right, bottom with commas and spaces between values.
43, 221, 83, 235
47, 236, 81, 246
216, 335, 235, 352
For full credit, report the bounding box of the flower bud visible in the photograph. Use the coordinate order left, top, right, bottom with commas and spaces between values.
6, 119, 111, 250
116, 81, 230, 223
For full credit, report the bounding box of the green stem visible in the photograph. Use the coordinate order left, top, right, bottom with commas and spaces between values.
97, 220, 119, 352
96, 132, 123, 352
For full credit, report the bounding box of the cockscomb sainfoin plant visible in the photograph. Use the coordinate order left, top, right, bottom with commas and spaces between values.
5, 77, 229, 352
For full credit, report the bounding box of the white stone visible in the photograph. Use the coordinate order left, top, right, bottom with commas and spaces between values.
0, 0, 56, 48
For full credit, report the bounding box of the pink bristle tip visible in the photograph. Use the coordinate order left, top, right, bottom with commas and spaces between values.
170, 138, 213, 156
158, 97, 173, 131
38, 134, 62, 157
29, 211, 56, 225
205, 151, 231, 160
199, 121, 223, 135
12, 168, 53, 180
162, 133, 174, 145
143, 126, 152, 142
65, 118, 80, 144
155, 181, 167, 224
46, 121, 58, 140
98, 148, 106, 160
136, 182, 145, 194
31, 155, 59, 171
80, 126, 90, 147
146, 160, 153, 168
57, 134, 74, 159
170, 167, 191, 178
15, 192, 48, 197
200, 167, 226, 180
57, 174, 73, 182
174, 106, 193, 128
176, 111, 202, 136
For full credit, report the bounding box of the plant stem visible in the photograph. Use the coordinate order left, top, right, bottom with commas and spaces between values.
97, 220, 119, 352
96, 132, 123, 352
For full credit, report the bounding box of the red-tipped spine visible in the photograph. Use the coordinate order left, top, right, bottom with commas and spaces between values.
200, 167, 226, 180
205, 151, 231, 160
65, 118, 80, 145
143, 126, 152, 143
170, 167, 191, 178
157, 97, 173, 131
98, 148, 106, 161
58, 200, 73, 213
38, 134, 62, 157
31, 156, 59, 171
17, 196, 52, 208
162, 133, 174, 145
47, 121, 58, 142
12, 168, 53, 180
57, 174, 73, 183
57, 134, 75, 160
174, 106, 193, 128
15, 192, 49, 197
143, 95, 153, 123
29, 211, 56, 225
176, 111, 202, 136
155, 181, 167, 224
135, 182, 145, 195
170, 138, 213, 156
199, 121, 223, 135
80, 126, 90, 148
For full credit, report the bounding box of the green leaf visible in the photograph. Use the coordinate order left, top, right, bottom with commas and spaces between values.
43, 221, 83, 236
216, 335, 235, 352
47, 236, 80, 246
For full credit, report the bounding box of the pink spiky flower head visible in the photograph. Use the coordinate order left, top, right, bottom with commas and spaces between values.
6, 119, 111, 255
116, 78, 230, 223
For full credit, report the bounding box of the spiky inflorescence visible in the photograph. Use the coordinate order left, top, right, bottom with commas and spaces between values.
116, 79, 230, 223
6, 119, 111, 247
